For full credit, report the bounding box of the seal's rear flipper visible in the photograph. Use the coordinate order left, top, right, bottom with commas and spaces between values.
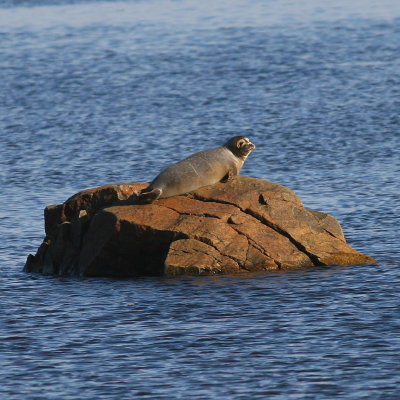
136, 188, 162, 204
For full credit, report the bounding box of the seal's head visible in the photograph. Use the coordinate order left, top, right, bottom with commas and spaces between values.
225, 136, 256, 160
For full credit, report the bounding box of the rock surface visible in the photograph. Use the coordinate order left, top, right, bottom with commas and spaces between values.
24, 177, 375, 277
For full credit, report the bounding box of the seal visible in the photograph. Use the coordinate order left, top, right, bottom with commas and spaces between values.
136, 136, 256, 203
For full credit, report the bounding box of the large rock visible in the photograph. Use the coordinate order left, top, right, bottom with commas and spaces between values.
24, 177, 375, 277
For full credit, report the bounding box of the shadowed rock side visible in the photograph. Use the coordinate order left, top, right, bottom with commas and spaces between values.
24, 177, 375, 277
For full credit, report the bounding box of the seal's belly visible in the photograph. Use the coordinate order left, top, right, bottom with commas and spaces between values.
152, 148, 236, 198
158, 162, 228, 198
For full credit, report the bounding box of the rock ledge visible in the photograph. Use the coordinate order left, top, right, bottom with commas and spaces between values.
24, 177, 375, 276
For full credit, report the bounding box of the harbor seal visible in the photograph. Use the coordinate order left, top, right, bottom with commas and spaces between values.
136, 136, 256, 203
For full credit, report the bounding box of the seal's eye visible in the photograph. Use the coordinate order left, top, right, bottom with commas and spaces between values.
237, 139, 246, 148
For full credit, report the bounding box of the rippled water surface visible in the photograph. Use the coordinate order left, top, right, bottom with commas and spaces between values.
1, 0, 399, 398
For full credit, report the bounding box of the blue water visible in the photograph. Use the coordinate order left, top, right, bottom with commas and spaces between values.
1, 0, 400, 398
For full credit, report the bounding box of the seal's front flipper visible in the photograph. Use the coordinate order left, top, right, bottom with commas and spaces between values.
221, 169, 235, 183
136, 188, 162, 204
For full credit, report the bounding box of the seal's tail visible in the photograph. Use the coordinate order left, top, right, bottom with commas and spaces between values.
135, 188, 162, 204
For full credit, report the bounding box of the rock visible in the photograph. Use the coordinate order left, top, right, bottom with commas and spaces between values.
24, 177, 375, 277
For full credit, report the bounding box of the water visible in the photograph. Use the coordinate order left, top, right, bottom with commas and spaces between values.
1, 0, 399, 398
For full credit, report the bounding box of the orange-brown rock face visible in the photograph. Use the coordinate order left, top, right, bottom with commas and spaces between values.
24, 177, 375, 277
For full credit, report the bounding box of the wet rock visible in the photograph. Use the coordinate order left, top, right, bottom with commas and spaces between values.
24, 177, 375, 277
